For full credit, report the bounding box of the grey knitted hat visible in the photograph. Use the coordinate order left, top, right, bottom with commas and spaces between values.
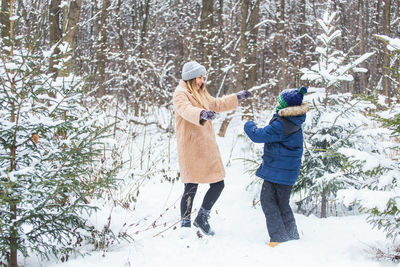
182, 61, 206, 81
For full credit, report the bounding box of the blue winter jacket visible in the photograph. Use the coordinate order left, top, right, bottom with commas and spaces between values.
244, 113, 306, 186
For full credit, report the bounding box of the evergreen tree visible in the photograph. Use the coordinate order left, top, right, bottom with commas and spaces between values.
0, 41, 117, 265
362, 35, 400, 244
294, 94, 389, 218
299, 11, 374, 99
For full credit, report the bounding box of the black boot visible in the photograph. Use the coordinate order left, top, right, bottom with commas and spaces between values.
194, 207, 215, 236
181, 219, 191, 228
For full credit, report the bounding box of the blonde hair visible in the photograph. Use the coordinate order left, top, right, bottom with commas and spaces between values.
185, 78, 212, 110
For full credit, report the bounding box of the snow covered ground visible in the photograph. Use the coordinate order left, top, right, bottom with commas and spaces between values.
26, 113, 398, 267
29, 165, 397, 267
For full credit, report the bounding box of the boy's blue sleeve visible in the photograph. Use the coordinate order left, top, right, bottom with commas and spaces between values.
244, 120, 284, 143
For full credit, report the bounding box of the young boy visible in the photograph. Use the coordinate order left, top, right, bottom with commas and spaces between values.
244, 87, 308, 247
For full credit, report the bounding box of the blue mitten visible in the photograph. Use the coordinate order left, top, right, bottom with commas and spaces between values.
237, 90, 252, 101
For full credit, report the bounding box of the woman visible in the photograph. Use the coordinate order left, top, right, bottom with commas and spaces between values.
173, 61, 251, 236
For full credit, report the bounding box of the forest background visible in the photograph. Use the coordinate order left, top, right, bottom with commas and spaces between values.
1, 0, 400, 266
2, 0, 398, 113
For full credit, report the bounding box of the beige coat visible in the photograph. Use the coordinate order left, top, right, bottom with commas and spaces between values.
173, 80, 238, 184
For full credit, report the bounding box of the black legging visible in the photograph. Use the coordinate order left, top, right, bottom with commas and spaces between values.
180, 180, 225, 220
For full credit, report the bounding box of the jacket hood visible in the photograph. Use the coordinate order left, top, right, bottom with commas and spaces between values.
277, 102, 309, 126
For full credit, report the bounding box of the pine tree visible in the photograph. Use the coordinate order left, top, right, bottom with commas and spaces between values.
299, 11, 374, 99
0, 40, 118, 265
362, 35, 400, 245
293, 94, 389, 218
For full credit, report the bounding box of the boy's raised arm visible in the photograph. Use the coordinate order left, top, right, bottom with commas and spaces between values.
244, 120, 284, 143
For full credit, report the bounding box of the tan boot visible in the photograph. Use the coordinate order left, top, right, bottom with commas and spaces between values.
268, 242, 280, 247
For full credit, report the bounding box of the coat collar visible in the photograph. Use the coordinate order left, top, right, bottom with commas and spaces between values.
176, 80, 188, 92
278, 102, 309, 117
175, 80, 209, 109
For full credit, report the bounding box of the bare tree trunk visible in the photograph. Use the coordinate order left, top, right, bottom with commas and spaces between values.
218, 0, 224, 40
353, 0, 364, 95
0, 0, 10, 42
116, 0, 128, 105
383, 0, 391, 105
372, 0, 382, 98
235, 0, 248, 94
200, 0, 214, 57
65, 0, 82, 46
246, 0, 260, 91
280, 0, 287, 90
134, 0, 150, 113
140, 0, 150, 57
299, 0, 306, 79
218, 0, 249, 137
215, 0, 226, 95
321, 194, 327, 218
261, 26, 267, 86
375, 0, 381, 37
243, 0, 260, 120
338, 2, 347, 58
9, 146, 17, 266
97, 0, 110, 98
393, 2, 399, 102
200, 0, 216, 95
361, 0, 370, 94
60, 0, 82, 76
312, 0, 318, 34
7, 1, 18, 265
49, 0, 62, 76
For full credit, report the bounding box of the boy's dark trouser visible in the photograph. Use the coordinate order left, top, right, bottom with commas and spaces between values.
180, 180, 225, 220
260, 180, 299, 242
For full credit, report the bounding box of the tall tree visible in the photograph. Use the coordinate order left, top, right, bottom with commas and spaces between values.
5, 0, 396, 112
64, 0, 82, 48
245, 0, 260, 92
382, 0, 392, 104
235, 0, 249, 94
218, 0, 249, 137
371, 0, 383, 97
300, 11, 374, 101
299, 0, 307, 81
140, 0, 150, 57
242, 0, 260, 119
4, 1, 18, 265
356, 0, 369, 94
60, 0, 82, 76
200, 0, 217, 95
218, 0, 259, 135
0, 0, 10, 43
48, 0, 62, 76
279, 0, 287, 90
97, 0, 110, 98
115, 0, 129, 102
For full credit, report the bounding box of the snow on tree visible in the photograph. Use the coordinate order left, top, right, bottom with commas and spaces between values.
293, 91, 395, 218
0, 42, 118, 265
374, 34, 400, 102
299, 12, 374, 97
337, 35, 400, 245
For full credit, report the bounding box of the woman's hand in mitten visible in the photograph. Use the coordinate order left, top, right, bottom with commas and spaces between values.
237, 90, 252, 101
200, 110, 217, 120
